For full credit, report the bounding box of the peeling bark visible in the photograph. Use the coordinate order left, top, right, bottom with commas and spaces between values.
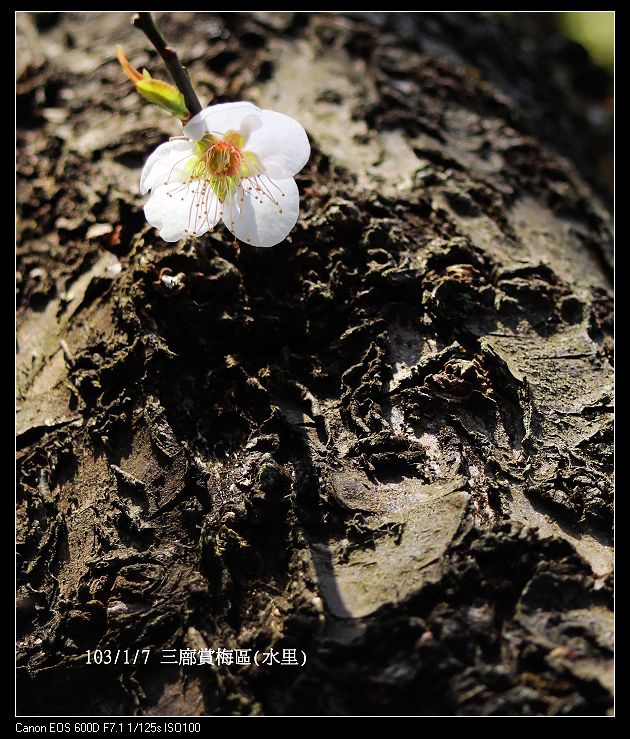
17, 12, 613, 716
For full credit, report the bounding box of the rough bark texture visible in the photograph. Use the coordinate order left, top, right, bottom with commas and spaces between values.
16, 12, 613, 716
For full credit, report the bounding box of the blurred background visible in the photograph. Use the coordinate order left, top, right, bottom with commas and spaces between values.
513, 12, 614, 73
517, 10, 613, 194
555, 11, 614, 72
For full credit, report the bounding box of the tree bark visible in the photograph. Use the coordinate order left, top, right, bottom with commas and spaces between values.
16, 12, 613, 716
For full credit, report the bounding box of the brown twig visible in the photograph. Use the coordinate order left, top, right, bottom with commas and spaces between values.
132, 12, 202, 117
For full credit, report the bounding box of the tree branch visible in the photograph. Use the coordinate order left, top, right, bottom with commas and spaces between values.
132, 11, 203, 117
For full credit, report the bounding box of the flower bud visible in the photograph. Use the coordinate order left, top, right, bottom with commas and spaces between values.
116, 46, 188, 120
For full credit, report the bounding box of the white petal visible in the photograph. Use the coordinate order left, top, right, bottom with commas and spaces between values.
222, 177, 300, 248
245, 110, 310, 179
144, 181, 222, 242
184, 102, 262, 140
240, 113, 263, 140
140, 140, 195, 195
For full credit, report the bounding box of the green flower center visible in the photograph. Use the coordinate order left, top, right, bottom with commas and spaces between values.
186, 131, 262, 202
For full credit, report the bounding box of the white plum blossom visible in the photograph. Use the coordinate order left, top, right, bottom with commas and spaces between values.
141, 102, 310, 247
